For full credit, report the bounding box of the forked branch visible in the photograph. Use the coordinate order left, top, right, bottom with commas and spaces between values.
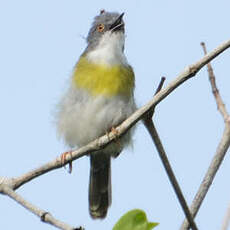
143, 77, 198, 230
180, 42, 230, 230
1, 39, 230, 230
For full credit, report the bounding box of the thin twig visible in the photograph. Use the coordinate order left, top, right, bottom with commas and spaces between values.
145, 121, 199, 230
180, 42, 230, 230
1, 185, 80, 230
180, 126, 230, 230
155, 76, 166, 95
143, 78, 198, 230
0, 38, 228, 192
201, 42, 230, 122
0, 39, 230, 230
146, 76, 166, 118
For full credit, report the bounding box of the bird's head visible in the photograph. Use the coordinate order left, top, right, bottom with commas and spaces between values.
86, 10, 125, 52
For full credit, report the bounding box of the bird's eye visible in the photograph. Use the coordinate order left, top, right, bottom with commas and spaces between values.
97, 24, 105, 32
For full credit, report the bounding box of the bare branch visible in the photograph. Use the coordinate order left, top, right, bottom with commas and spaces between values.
201, 42, 230, 122
0, 185, 80, 230
221, 202, 230, 230
155, 76, 166, 95
180, 42, 230, 230
143, 78, 198, 230
1, 39, 230, 230
180, 126, 230, 230
145, 76, 166, 119
2, 38, 229, 192
144, 120, 199, 230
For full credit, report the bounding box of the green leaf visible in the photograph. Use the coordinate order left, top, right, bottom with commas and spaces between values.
113, 209, 159, 230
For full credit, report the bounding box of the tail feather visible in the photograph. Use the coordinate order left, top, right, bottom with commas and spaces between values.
89, 154, 111, 219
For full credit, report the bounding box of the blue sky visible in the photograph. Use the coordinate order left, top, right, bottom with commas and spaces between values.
0, 0, 230, 229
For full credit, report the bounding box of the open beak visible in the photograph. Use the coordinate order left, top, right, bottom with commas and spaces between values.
109, 12, 125, 32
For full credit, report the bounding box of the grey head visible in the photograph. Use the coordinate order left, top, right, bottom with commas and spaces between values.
85, 10, 125, 51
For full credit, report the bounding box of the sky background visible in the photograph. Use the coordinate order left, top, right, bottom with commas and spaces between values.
0, 0, 230, 230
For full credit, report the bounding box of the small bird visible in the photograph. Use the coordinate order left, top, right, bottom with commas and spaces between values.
57, 10, 136, 219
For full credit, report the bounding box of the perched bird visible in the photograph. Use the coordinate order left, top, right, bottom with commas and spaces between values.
56, 10, 136, 219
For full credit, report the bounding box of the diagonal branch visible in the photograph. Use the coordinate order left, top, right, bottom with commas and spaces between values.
144, 121, 199, 230
143, 78, 198, 230
0, 185, 81, 230
0, 38, 228, 192
201, 42, 230, 122
0, 39, 230, 230
180, 42, 230, 230
180, 126, 230, 230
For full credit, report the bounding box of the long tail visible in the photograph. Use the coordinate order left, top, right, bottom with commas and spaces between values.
89, 153, 111, 219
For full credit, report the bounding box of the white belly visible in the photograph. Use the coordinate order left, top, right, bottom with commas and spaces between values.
56, 86, 136, 153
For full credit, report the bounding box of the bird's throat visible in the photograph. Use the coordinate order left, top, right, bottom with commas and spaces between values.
86, 32, 127, 66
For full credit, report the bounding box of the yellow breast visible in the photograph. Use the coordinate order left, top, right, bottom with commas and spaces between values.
72, 57, 135, 97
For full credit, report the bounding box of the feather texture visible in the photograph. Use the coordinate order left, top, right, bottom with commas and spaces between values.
56, 22, 135, 218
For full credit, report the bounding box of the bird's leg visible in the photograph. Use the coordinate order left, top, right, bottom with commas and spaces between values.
61, 150, 73, 173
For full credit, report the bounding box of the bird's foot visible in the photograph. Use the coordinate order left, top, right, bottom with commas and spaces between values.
106, 127, 119, 140
111, 127, 119, 137
110, 127, 121, 148
61, 150, 73, 173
